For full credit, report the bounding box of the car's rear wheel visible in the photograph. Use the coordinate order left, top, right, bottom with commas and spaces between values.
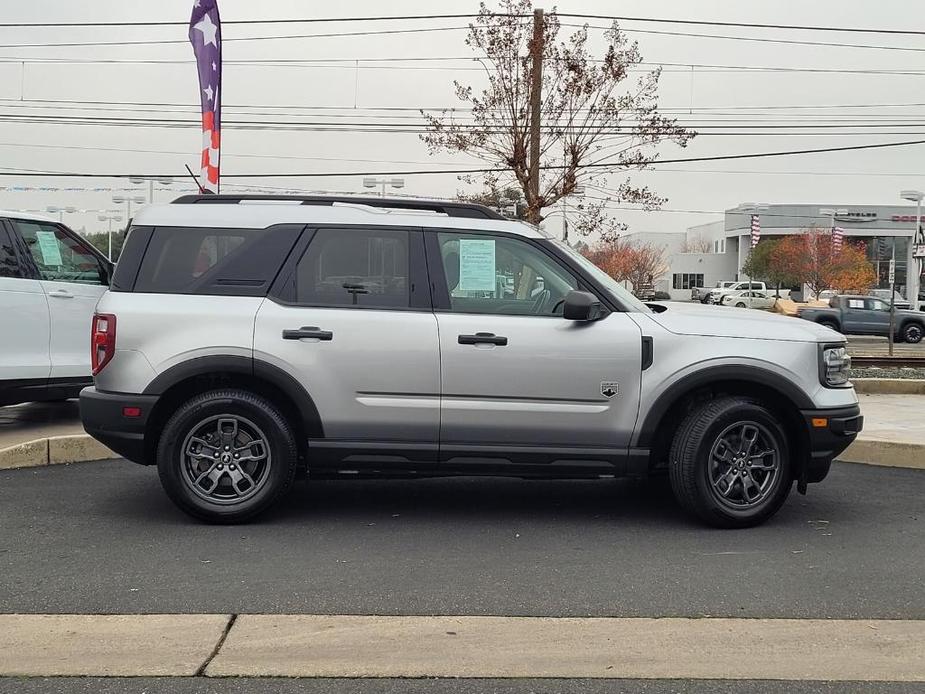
705, 295, 715, 304
669, 396, 792, 528
156, 389, 298, 523
902, 322, 924, 344
818, 319, 840, 333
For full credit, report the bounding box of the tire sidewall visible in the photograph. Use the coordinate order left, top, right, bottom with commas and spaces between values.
903, 323, 923, 344
691, 403, 792, 525
157, 391, 296, 522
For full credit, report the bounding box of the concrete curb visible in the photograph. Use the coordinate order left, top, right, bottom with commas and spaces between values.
0, 434, 117, 471
840, 439, 925, 470
853, 378, 925, 395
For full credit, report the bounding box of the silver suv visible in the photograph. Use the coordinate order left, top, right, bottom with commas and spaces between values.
80, 195, 862, 527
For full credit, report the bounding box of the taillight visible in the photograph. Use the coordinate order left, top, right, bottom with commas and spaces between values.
91, 313, 116, 376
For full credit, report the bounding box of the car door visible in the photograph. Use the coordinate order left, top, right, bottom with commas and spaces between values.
427, 230, 643, 474
0, 220, 51, 404
255, 226, 440, 470
12, 219, 110, 384
864, 298, 892, 335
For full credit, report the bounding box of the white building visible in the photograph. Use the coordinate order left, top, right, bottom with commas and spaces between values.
650, 204, 924, 302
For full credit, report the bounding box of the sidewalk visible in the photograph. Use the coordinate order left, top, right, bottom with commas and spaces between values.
0, 400, 83, 450
854, 394, 922, 445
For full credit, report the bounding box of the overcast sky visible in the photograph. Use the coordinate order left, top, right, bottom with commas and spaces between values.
1, 0, 925, 238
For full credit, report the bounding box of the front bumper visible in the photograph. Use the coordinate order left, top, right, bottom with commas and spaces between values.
79, 387, 159, 465
800, 404, 863, 483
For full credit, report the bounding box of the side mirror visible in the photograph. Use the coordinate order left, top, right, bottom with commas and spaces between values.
563, 290, 604, 321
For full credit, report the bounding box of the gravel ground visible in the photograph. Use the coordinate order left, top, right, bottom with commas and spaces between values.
850, 367, 925, 380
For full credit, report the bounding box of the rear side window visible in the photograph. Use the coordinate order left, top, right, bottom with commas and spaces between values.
132, 225, 302, 295
293, 228, 409, 308
0, 226, 19, 278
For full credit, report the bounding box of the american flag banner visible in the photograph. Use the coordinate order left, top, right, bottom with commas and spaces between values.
750, 214, 761, 248
189, 0, 222, 193
832, 226, 845, 253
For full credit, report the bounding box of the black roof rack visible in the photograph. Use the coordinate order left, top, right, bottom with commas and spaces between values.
170, 194, 505, 220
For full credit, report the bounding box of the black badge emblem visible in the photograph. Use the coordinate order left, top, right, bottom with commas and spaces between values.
601, 381, 619, 399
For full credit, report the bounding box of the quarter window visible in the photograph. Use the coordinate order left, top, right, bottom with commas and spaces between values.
294, 228, 410, 308
14, 220, 104, 285
436, 232, 577, 316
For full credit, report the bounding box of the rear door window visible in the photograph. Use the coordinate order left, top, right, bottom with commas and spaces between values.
292, 228, 410, 308
132, 225, 302, 295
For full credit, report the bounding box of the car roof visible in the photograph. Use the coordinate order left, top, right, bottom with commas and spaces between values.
0, 209, 60, 224
132, 197, 549, 239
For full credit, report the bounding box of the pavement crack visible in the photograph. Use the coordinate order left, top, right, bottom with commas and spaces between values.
196, 613, 237, 677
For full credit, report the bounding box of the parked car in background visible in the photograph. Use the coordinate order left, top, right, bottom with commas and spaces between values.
797, 295, 924, 343
706, 280, 767, 304
695, 280, 734, 303
721, 290, 777, 310
868, 288, 911, 311
0, 211, 112, 406
80, 194, 861, 528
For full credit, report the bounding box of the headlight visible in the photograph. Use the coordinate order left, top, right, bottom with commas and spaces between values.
821, 345, 851, 386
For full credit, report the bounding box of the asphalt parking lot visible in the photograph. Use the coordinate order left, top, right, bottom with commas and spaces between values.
0, 458, 921, 619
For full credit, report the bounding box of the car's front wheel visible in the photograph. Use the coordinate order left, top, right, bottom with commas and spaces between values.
156, 389, 298, 523
669, 396, 792, 528
735, 302, 747, 308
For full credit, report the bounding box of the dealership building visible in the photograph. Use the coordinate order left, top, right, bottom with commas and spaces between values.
631, 204, 925, 302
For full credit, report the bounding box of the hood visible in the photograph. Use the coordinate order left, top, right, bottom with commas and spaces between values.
646, 301, 841, 342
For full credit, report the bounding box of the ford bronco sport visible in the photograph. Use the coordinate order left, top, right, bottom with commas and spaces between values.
80, 195, 862, 527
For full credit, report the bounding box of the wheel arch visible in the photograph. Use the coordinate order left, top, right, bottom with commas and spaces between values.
141, 355, 322, 466
637, 365, 814, 473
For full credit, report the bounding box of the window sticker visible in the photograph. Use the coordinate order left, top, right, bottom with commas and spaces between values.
848, 299, 864, 309
35, 230, 62, 266
458, 238, 496, 291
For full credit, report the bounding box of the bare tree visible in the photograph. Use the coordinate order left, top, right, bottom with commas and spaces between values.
422, 0, 694, 235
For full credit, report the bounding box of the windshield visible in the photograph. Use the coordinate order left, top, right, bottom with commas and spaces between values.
550, 240, 651, 313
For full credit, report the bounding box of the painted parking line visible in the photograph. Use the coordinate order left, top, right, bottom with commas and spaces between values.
0, 614, 230, 677
207, 615, 925, 681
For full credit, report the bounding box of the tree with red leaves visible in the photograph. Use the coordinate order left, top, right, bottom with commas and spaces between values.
770, 228, 876, 297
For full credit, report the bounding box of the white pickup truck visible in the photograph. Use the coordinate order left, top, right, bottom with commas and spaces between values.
702, 281, 767, 305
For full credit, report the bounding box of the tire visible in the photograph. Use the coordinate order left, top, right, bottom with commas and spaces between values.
705, 295, 715, 305
735, 302, 747, 308
902, 322, 924, 344
156, 389, 298, 523
668, 396, 793, 528
818, 319, 840, 333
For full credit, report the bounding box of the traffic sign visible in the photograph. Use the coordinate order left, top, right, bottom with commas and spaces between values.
914, 244, 925, 259
888, 259, 896, 285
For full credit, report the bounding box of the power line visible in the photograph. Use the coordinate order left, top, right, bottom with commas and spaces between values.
0, 138, 923, 178
1, 12, 924, 37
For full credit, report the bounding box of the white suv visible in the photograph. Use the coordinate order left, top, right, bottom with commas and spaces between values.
80, 195, 862, 527
1, 211, 111, 406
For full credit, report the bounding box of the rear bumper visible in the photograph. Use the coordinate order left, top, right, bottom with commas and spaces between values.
800, 404, 863, 483
79, 387, 159, 465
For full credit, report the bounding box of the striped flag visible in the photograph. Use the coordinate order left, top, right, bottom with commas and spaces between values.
189, 0, 222, 193
750, 214, 761, 248
832, 226, 845, 253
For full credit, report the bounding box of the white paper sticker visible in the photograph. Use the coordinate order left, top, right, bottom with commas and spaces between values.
35, 230, 62, 266
458, 239, 496, 291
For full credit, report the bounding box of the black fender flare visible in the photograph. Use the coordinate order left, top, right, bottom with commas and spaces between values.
143, 355, 323, 438
635, 364, 814, 448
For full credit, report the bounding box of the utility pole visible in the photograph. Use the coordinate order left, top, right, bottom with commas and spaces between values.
528, 7, 544, 224
889, 238, 897, 356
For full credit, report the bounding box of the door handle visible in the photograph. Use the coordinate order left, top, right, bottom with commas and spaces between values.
282, 326, 333, 341
458, 332, 508, 346
47, 290, 73, 299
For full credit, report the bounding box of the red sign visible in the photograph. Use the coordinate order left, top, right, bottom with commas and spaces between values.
891, 215, 925, 222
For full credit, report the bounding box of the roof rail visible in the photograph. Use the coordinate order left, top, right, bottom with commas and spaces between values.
170, 194, 505, 220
